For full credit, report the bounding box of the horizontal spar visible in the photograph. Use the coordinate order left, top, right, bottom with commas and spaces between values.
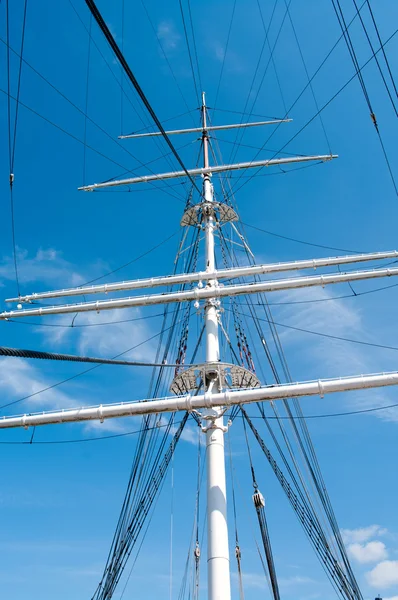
78, 155, 337, 191
7, 249, 398, 303
119, 119, 292, 139
1, 371, 398, 429
2, 266, 398, 319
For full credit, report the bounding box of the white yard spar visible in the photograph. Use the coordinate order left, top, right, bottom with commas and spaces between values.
2, 265, 398, 319
3, 93, 398, 600
7, 249, 398, 303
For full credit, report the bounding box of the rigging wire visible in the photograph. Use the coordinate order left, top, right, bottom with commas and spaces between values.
0, 345, 201, 368
0, 321, 184, 412
241, 409, 361, 600
5, 0, 28, 297
233, 306, 398, 353
241, 220, 363, 253
226, 0, 283, 166
282, 0, 331, 152
227, 432, 245, 600
351, 0, 398, 117
365, 0, 398, 100
68, 0, 193, 186
187, 0, 203, 97
256, 0, 288, 117
82, 229, 179, 285
211, 131, 364, 599
212, 0, 237, 112
6, 312, 169, 329
242, 415, 281, 600
86, 0, 201, 197
82, 13, 92, 185
0, 419, 184, 445
0, 86, 185, 204
227, 10, 398, 198
178, 0, 200, 105
330, 0, 398, 195
139, 0, 197, 124
0, 36, 193, 202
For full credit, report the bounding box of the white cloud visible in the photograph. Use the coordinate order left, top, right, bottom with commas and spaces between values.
37, 308, 160, 364
347, 541, 388, 564
0, 357, 124, 433
384, 596, 398, 600
234, 572, 315, 590
366, 560, 398, 589
0, 357, 81, 411
0, 248, 85, 288
157, 20, 180, 52
180, 423, 199, 444
275, 280, 398, 423
341, 525, 388, 544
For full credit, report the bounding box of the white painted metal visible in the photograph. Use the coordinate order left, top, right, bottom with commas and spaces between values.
118, 119, 292, 139
7, 250, 398, 304
201, 92, 231, 600
78, 155, 337, 191
3, 266, 398, 320
2, 370, 398, 429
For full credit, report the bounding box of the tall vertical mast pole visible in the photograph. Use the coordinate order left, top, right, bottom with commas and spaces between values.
201, 92, 231, 600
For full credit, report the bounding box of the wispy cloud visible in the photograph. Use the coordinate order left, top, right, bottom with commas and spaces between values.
274, 280, 398, 422
41, 308, 160, 362
0, 357, 82, 411
341, 525, 388, 544
347, 541, 388, 564
232, 571, 316, 590
157, 20, 180, 53
366, 560, 398, 588
0, 248, 85, 288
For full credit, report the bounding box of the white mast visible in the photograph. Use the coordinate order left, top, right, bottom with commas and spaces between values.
4, 91, 398, 600
200, 91, 231, 600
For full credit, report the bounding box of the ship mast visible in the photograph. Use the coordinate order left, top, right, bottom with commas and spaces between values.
200, 92, 231, 600
4, 55, 398, 600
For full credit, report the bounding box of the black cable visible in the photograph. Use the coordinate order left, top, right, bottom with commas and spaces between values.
283, 0, 331, 152
253, 280, 398, 306
85, 0, 201, 199
365, 0, 398, 100
0, 345, 200, 368
82, 229, 179, 285
227, 9, 398, 198
7, 312, 167, 329
209, 107, 284, 120
139, 0, 196, 122
10, 0, 28, 172
82, 13, 92, 185
256, 0, 288, 116
0, 419, 184, 445
213, 0, 237, 111
178, 0, 200, 105
226, 0, 282, 166
0, 36, 190, 203
234, 306, 398, 353
187, 0, 203, 97
241, 220, 362, 253
331, 0, 398, 196
0, 86, 183, 205
246, 401, 398, 419
242, 415, 281, 600
351, 0, 398, 117
68, 0, 192, 185
5, 0, 26, 297
0, 322, 181, 412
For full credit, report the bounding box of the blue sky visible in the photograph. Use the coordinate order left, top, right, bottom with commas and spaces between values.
1, 1, 398, 599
